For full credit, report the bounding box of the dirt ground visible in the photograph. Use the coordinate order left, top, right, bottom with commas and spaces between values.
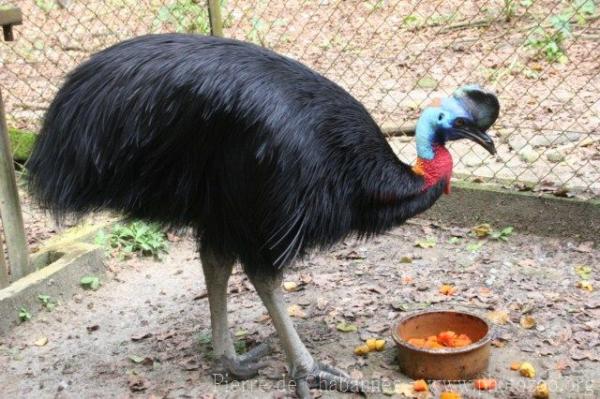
1, 218, 599, 399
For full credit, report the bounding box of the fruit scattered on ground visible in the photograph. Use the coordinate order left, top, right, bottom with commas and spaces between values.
474, 378, 497, 390
413, 379, 428, 392
519, 362, 536, 378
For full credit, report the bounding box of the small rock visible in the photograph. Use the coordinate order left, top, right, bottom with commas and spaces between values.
529, 135, 556, 147
519, 146, 540, 163
546, 149, 565, 163
509, 136, 528, 151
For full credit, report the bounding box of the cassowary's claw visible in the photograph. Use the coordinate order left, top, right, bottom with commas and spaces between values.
294, 363, 363, 398
239, 342, 272, 365
212, 342, 272, 383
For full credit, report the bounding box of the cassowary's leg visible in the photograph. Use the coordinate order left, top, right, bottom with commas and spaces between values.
248, 272, 363, 398
200, 249, 270, 382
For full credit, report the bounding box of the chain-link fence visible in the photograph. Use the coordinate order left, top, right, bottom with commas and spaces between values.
1, 0, 599, 201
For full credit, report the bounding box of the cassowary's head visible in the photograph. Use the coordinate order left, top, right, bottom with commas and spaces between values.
416, 85, 499, 160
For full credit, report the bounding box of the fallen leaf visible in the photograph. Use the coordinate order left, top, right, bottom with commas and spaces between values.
131, 332, 153, 342
336, 322, 358, 333
394, 382, 417, 397
128, 373, 148, 392
576, 281, 593, 292
554, 358, 571, 371
287, 304, 306, 318
487, 310, 510, 325
575, 265, 592, 279
415, 238, 436, 248
193, 290, 208, 300
86, 325, 100, 333
34, 337, 48, 346
299, 273, 313, 284
520, 315, 537, 329
471, 223, 492, 238
518, 259, 537, 268
256, 314, 271, 323
575, 242, 594, 253
400, 256, 413, 263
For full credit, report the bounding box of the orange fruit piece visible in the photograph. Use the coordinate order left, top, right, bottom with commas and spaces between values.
440, 392, 462, 399
450, 334, 473, 348
439, 284, 457, 295
510, 362, 521, 370
437, 330, 457, 346
474, 378, 497, 390
413, 379, 428, 392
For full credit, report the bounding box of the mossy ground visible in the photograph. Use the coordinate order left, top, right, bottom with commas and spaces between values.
8, 128, 36, 162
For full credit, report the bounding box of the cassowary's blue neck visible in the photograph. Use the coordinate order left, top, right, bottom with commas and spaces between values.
415, 107, 439, 160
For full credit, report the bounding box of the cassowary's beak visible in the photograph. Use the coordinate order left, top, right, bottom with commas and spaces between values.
454, 127, 496, 155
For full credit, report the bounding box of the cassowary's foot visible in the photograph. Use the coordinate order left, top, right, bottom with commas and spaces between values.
211, 342, 272, 383
295, 362, 363, 398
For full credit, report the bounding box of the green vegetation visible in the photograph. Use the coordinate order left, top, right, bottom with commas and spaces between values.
38, 294, 57, 311
8, 128, 37, 162
525, 0, 597, 63
96, 221, 168, 259
34, 0, 56, 13
18, 307, 32, 322
80, 276, 101, 290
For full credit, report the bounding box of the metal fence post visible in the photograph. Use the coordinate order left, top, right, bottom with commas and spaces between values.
0, 88, 31, 281
207, 0, 223, 37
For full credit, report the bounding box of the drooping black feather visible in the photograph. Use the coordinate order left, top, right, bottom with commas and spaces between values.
28, 34, 441, 274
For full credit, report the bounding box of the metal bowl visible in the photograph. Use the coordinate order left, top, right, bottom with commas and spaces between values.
391, 309, 493, 380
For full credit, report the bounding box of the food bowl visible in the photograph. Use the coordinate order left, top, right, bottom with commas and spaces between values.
391, 309, 493, 380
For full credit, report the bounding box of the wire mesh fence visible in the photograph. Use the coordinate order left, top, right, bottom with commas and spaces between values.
1, 0, 599, 201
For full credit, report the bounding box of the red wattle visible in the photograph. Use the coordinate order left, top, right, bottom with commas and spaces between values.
414, 145, 453, 194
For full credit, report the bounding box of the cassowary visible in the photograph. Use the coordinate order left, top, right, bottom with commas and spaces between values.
28, 34, 499, 397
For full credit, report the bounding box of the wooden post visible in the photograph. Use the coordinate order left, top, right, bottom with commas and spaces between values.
0, 232, 9, 288
0, 88, 31, 281
207, 0, 223, 37
0, 6, 22, 42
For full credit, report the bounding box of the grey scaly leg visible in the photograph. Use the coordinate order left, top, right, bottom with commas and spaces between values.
200, 248, 271, 382
247, 271, 363, 398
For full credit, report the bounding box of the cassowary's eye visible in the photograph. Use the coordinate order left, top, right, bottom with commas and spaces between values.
454, 118, 465, 127
438, 113, 444, 121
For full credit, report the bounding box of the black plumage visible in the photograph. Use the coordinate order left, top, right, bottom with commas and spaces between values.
28, 34, 443, 275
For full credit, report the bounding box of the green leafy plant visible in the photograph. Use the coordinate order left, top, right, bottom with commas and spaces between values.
38, 294, 57, 311
466, 241, 485, 253
80, 276, 101, 290
19, 307, 32, 322
154, 0, 210, 33
490, 226, 514, 241
34, 0, 56, 13
524, 0, 597, 64
98, 221, 168, 259
503, 0, 517, 21
525, 15, 570, 64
